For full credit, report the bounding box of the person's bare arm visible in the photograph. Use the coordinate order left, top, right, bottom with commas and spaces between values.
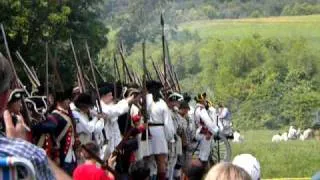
3, 110, 16, 138
48, 158, 72, 180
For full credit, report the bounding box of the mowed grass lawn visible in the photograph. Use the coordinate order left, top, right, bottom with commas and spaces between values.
181, 15, 320, 49
231, 130, 320, 179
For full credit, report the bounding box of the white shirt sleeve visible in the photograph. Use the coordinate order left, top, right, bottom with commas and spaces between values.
199, 108, 219, 134
219, 108, 228, 119
195, 127, 204, 141
163, 101, 175, 142
73, 110, 103, 134
146, 93, 153, 112
101, 99, 129, 120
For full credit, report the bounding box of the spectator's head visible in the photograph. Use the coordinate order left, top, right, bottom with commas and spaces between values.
232, 154, 261, 180
81, 142, 100, 161
205, 162, 251, 180
312, 171, 320, 180
0, 53, 13, 115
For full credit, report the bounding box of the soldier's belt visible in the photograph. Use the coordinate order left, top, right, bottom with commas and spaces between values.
149, 123, 164, 126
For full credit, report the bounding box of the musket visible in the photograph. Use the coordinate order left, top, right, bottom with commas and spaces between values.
141, 40, 149, 147
113, 54, 118, 100
31, 66, 40, 85
114, 55, 121, 83
151, 58, 165, 86
1, 24, 19, 87
166, 63, 177, 92
174, 71, 181, 93
22, 67, 38, 93
70, 38, 86, 93
15, 51, 41, 87
85, 41, 102, 112
83, 73, 96, 90
122, 57, 127, 84
93, 63, 105, 82
134, 71, 142, 86
161, 13, 167, 83
118, 44, 134, 83
45, 42, 49, 101
165, 39, 179, 92
50, 46, 64, 92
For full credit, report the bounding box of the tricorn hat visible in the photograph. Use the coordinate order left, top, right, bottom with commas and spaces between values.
8, 89, 26, 104
54, 88, 73, 102
146, 80, 163, 91
99, 84, 114, 96
74, 93, 94, 108
168, 92, 184, 102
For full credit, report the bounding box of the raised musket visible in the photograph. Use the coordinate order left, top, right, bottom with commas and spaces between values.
70, 38, 86, 93
1, 24, 19, 87
161, 13, 167, 83
151, 58, 165, 86
118, 45, 134, 83
45, 42, 49, 101
85, 41, 102, 112
15, 51, 41, 88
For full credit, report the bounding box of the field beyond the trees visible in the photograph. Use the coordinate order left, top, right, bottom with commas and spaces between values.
232, 130, 320, 179
181, 15, 320, 49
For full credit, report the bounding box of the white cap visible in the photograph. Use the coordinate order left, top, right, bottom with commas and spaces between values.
232, 154, 261, 180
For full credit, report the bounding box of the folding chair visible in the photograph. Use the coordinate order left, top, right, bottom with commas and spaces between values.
0, 156, 36, 180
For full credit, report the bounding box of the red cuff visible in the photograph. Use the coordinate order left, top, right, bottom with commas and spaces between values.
131, 115, 141, 123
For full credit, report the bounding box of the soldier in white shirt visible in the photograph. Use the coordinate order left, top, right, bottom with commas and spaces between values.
98, 84, 135, 160
218, 102, 232, 136
146, 80, 175, 180
166, 92, 184, 180
193, 93, 219, 166
71, 93, 106, 145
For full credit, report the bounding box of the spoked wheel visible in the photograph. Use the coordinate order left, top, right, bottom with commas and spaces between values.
208, 133, 232, 166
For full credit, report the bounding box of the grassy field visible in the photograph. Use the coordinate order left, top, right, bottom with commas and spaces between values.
180, 15, 320, 49
231, 130, 320, 179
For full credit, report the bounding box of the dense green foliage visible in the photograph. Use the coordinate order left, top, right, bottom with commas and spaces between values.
112, 16, 320, 129
0, 0, 108, 89
232, 130, 320, 178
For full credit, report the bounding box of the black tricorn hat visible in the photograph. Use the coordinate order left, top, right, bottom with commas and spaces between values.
183, 92, 192, 103
146, 80, 163, 91
54, 88, 73, 102
74, 93, 94, 108
8, 89, 26, 104
99, 84, 114, 96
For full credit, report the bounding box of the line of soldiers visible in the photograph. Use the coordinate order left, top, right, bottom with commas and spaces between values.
0, 78, 232, 180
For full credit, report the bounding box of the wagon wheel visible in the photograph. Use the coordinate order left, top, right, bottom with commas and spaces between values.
208, 133, 232, 166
